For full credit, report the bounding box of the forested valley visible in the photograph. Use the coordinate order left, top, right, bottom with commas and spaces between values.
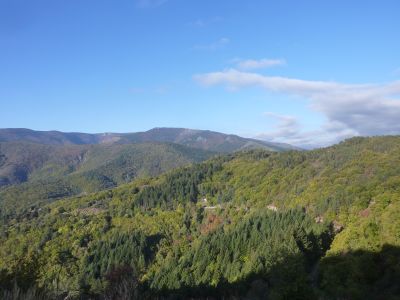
1, 136, 400, 299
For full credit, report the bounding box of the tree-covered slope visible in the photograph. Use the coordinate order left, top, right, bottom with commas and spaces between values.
0, 136, 399, 299
0, 142, 214, 218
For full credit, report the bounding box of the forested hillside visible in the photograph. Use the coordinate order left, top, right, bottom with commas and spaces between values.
0, 136, 399, 299
0, 142, 214, 219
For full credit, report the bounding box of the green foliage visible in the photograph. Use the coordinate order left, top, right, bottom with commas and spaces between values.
0, 136, 400, 298
0, 142, 214, 219
136, 158, 226, 209
318, 245, 400, 300
83, 231, 161, 291
148, 209, 328, 299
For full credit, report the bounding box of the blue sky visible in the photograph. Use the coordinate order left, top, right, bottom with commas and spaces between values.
1, 0, 399, 147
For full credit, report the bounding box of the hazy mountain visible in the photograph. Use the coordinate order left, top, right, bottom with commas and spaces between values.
117, 127, 299, 152
0, 128, 101, 145
0, 128, 298, 152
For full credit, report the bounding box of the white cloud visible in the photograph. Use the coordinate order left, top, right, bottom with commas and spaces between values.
194, 68, 400, 147
235, 58, 286, 70
193, 37, 230, 51
258, 113, 357, 148
262, 112, 300, 138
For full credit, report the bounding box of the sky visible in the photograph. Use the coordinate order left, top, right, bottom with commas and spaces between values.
1, 0, 399, 148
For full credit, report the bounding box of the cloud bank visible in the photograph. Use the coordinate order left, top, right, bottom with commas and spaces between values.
194, 68, 400, 147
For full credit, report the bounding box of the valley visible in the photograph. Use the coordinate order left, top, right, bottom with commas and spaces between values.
1, 134, 399, 299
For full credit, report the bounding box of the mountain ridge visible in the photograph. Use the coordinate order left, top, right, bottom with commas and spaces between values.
0, 127, 299, 152
0, 141, 216, 214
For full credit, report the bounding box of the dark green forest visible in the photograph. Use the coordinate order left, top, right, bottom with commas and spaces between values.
1, 136, 400, 299
0, 141, 214, 218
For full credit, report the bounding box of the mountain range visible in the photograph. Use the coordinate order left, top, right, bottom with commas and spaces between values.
0, 128, 296, 216
0, 127, 297, 152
